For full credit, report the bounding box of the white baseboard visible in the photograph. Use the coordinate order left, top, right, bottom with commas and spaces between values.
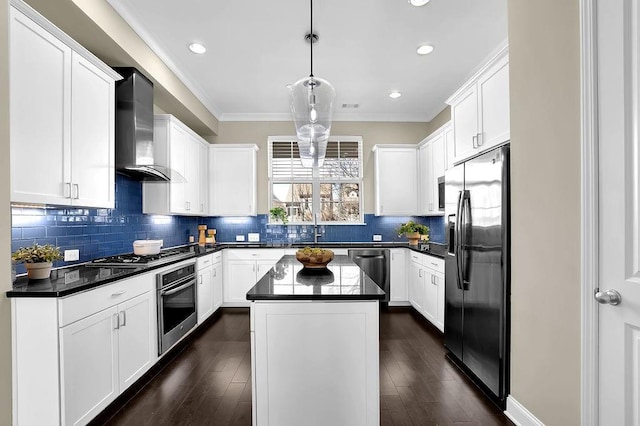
388, 301, 411, 307
505, 396, 545, 426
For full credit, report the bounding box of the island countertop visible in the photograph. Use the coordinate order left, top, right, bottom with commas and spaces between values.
246, 255, 386, 301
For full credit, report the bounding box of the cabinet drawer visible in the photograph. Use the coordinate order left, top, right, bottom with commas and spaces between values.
58, 273, 154, 327
423, 255, 444, 273
224, 249, 284, 261
213, 251, 223, 262
197, 253, 214, 269
409, 251, 423, 265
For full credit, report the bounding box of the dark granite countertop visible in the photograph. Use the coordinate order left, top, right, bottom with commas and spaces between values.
246, 255, 386, 301
7, 242, 444, 298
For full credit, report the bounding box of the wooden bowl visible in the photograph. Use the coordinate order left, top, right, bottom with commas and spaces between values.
295, 249, 334, 269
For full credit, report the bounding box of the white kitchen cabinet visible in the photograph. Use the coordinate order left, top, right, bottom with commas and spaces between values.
143, 115, 209, 215
372, 145, 418, 216
9, 3, 119, 208
407, 252, 445, 332
389, 248, 409, 306
447, 45, 509, 164
197, 252, 222, 324
418, 123, 447, 216
12, 272, 156, 426
408, 259, 425, 313
223, 249, 284, 306
444, 123, 455, 171
199, 141, 209, 214
208, 144, 258, 216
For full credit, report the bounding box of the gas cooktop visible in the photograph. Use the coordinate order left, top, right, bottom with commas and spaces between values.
87, 246, 196, 268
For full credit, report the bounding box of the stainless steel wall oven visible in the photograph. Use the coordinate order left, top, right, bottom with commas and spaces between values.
157, 262, 197, 355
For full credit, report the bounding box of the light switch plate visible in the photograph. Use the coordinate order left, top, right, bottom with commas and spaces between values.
64, 270, 80, 284
64, 249, 79, 261
236, 235, 246, 242
248, 233, 260, 242
373, 234, 383, 242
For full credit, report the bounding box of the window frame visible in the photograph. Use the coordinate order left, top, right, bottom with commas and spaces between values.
268, 136, 364, 225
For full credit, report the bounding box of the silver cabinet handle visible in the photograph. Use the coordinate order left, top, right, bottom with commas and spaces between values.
113, 313, 120, 330
119, 311, 126, 327
419, 269, 423, 278
65, 182, 72, 198
477, 133, 483, 146
111, 290, 127, 297
595, 289, 621, 305
431, 262, 438, 267
198, 274, 202, 285
73, 184, 79, 199
472, 135, 477, 149
252, 264, 255, 272
213, 268, 217, 277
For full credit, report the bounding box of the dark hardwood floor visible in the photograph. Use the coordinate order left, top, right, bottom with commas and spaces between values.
99, 308, 513, 426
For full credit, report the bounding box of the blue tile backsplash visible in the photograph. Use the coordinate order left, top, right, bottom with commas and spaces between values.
11, 174, 445, 273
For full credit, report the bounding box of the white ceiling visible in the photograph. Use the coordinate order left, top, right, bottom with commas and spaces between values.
107, 0, 507, 123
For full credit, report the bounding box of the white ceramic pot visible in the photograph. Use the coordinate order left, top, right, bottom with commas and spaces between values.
133, 240, 163, 255
26, 262, 52, 280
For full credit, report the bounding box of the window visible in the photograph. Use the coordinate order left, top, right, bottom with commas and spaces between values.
268, 137, 363, 224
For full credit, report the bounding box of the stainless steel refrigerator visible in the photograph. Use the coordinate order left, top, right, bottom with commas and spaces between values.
444, 144, 510, 409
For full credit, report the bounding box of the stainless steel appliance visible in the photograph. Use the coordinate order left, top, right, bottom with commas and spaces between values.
348, 249, 390, 303
114, 67, 181, 181
157, 262, 198, 355
444, 145, 510, 408
437, 176, 445, 211
87, 245, 196, 268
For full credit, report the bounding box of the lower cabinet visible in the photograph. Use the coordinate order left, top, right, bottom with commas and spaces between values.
12, 272, 156, 426
223, 249, 284, 307
197, 252, 223, 324
408, 252, 445, 332
389, 248, 409, 306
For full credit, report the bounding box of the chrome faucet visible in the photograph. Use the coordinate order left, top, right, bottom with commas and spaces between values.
313, 213, 322, 244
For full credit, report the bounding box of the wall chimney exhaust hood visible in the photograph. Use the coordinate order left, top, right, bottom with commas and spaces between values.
114, 67, 181, 181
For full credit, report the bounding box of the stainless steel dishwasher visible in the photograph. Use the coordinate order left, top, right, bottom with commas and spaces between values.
348, 249, 390, 303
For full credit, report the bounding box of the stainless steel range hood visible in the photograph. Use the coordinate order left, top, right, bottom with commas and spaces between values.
114, 67, 176, 181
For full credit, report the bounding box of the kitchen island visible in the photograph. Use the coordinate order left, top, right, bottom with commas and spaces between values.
247, 255, 384, 426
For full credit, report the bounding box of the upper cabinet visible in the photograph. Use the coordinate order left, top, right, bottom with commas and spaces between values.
9, 2, 121, 208
418, 122, 448, 216
447, 45, 509, 164
208, 144, 258, 216
143, 115, 209, 216
373, 145, 418, 216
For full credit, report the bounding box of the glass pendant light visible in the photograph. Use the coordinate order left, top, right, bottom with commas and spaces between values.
289, 0, 335, 167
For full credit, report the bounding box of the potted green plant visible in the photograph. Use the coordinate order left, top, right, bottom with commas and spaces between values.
12, 243, 63, 280
270, 206, 288, 224
396, 221, 430, 246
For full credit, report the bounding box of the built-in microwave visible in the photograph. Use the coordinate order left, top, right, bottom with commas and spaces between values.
437, 176, 445, 211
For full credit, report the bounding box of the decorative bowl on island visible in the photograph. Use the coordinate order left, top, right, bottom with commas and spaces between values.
295, 247, 334, 269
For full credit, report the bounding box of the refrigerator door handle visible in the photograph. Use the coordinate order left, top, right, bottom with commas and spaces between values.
461, 191, 471, 289
455, 191, 465, 290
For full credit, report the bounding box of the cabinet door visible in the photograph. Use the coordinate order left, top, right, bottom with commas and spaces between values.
224, 259, 257, 306
422, 269, 438, 325
390, 249, 408, 303
418, 143, 433, 215
374, 147, 418, 215
60, 306, 119, 426
434, 272, 445, 332
10, 7, 72, 205
444, 124, 455, 171
183, 135, 200, 214
70, 52, 115, 208
169, 123, 188, 213
431, 134, 445, 212
256, 259, 277, 280
212, 262, 223, 311
197, 265, 214, 324
478, 59, 510, 150
117, 292, 154, 391
408, 261, 424, 312
209, 146, 257, 216
451, 86, 479, 163
198, 141, 208, 214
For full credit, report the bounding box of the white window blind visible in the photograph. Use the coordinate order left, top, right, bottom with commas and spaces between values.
270, 140, 362, 181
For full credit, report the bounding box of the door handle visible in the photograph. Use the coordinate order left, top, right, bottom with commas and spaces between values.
472, 135, 477, 149
477, 133, 483, 146
73, 184, 79, 199
113, 313, 120, 330
119, 311, 126, 327
64, 182, 72, 198
594, 289, 621, 306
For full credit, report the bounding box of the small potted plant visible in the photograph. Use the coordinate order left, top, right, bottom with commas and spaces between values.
270, 206, 288, 224
396, 221, 430, 246
12, 243, 63, 280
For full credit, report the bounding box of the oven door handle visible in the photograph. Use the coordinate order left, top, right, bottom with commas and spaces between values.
161, 279, 196, 297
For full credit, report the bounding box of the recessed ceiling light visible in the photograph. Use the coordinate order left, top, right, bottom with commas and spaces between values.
389, 91, 402, 99
409, 0, 430, 6
188, 43, 206, 54
417, 44, 434, 55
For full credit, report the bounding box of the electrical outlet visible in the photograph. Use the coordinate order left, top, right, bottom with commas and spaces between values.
64, 270, 80, 284
236, 235, 246, 242
248, 233, 260, 242
373, 234, 383, 242
64, 249, 79, 261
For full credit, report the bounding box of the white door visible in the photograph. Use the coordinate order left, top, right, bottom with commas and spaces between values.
117, 292, 154, 391
169, 123, 187, 213
224, 260, 256, 306
197, 265, 214, 323
597, 0, 640, 424
422, 268, 437, 324
212, 262, 223, 310
451, 86, 478, 163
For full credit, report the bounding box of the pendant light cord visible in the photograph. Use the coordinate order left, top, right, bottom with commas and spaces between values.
310, 0, 314, 78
